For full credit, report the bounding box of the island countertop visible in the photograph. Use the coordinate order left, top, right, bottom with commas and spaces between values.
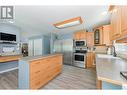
96, 54, 127, 85
20, 53, 63, 62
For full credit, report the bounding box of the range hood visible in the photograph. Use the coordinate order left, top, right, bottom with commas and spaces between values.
54, 17, 83, 29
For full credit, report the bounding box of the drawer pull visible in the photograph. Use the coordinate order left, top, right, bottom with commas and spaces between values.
35, 81, 41, 86
35, 62, 41, 64
35, 71, 41, 74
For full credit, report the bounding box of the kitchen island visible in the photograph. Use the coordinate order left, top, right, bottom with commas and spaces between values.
18, 53, 63, 89
96, 54, 127, 90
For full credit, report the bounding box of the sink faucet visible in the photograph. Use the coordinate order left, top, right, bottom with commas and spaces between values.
112, 45, 117, 57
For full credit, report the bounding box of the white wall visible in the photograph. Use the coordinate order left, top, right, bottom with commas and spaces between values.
0, 23, 21, 42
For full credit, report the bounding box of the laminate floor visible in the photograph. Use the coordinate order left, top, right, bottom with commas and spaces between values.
0, 65, 97, 89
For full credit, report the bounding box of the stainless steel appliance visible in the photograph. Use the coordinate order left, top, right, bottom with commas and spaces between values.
0, 32, 16, 42
54, 39, 73, 65
73, 47, 87, 68
74, 40, 87, 47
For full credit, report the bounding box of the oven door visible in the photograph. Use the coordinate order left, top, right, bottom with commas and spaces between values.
74, 53, 85, 62
73, 53, 86, 68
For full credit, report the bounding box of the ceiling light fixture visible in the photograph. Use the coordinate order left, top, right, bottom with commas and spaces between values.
54, 17, 83, 29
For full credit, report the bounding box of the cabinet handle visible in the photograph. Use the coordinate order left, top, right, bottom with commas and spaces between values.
35, 62, 41, 64
35, 81, 41, 85
46, 59, 50, 62
35, 70, 41, 74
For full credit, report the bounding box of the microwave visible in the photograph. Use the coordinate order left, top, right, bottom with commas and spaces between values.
0, 32, 16, 42
74, 40, 87, 47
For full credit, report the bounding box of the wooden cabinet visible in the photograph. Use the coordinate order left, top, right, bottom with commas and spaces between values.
110, 6, 127, 42
94, 25, 111, 46
30, 55, 62, 89
74, 30, 86, 40
74, 32, 80, 40
103, 25, 111, 45
86, 32, 94, 47
94, 27, 103, 45
111, 6, 121, 40
86, 52, 95, 68
121, 6, 127, 36
18, 54, 63, 89
0, 55, 22, 63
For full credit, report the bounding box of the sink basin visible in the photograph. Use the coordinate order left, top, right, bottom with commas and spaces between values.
97, 54, 121, 59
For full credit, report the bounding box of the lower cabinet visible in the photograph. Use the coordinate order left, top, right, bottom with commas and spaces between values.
86, 52, 95, 68
18, 54, 62, 89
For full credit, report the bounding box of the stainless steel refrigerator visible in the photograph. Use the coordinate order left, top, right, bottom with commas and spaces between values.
54, 39, 73, 65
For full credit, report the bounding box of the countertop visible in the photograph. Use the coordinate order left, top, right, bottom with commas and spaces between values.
0, 54, 22, 57
0, 54, 23, 63
96, 54, 127, 85
20, 53, 63, 62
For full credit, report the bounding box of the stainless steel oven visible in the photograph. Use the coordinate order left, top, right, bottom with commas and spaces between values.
73, 53, 86, 68
73, 47, 87, 68
74, 53, 85, 62
74, 40, 86, 47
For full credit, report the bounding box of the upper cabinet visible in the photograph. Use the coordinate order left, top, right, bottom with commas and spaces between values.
94, 25, 111, 46
86, 32, 94, 47
74, 30, 86, 40
110, 6, 127, 42
111, 6, 121, 40
94, 27, 103, 45
103, 25, 112, 45
121, 6, 127, 36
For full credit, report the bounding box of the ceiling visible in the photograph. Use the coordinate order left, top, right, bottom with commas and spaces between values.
2, 6, 111, 37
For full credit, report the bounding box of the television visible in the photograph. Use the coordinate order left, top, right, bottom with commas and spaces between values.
0, 32, 16, 41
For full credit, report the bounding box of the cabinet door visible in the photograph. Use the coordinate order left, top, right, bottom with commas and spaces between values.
121, 6, 127, 36
28, 40, 33, 56
33, 39, 42, 56
86, 32, 94, 47
111, 6, 121, 40
94, 27, 103, 45
74, 30, 86, 40
86, 52, 94, 68
80, 31, 86, 40
103, 25, 111, 45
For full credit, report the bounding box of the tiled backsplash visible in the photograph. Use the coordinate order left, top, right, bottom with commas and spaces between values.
115, 43, 127, 60
95, 46, 108, 54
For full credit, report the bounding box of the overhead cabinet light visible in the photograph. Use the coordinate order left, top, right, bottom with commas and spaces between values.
54, 17, 83, 29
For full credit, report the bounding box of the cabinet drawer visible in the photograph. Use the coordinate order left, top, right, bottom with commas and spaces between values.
30, 64, 61, 81
52, 56, 62, 63
30, 71, 54, 89
30, 78, 45, 89
30, 60, 42, 67
30, 59, 51, 72
30, 64, 62, 89
30, 63, 51, 75
30, 69, 45, 80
